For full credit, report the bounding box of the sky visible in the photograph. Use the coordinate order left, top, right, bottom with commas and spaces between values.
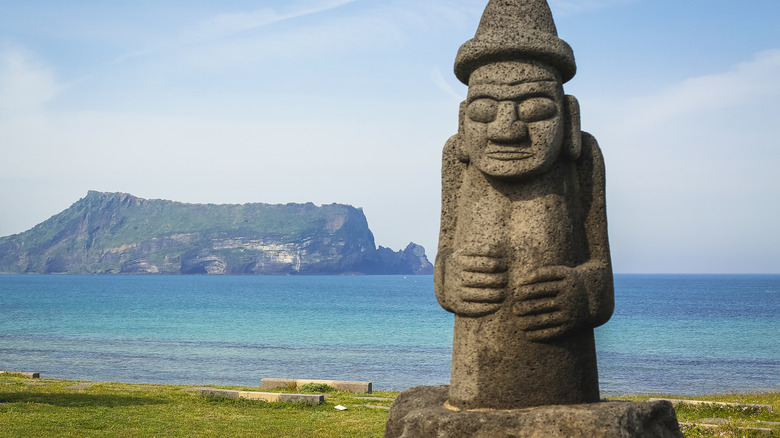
1, 0, 778, 274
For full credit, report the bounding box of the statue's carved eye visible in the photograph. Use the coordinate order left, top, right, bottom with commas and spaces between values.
467, 98, 498, 123
517, 97, 557, 122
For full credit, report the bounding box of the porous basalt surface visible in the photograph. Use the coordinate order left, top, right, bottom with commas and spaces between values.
386, 385, 684, 438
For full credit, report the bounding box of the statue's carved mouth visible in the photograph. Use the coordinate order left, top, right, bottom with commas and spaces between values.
485, 142, 532, 161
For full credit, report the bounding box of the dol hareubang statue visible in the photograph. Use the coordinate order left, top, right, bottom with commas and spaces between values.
434, 0, 613, 410
386, 1, 684, 436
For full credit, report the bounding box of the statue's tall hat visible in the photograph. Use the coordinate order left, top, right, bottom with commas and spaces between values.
454, 0, 576, 85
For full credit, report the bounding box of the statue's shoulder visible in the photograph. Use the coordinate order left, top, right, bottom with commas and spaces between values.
442, 134, 467, 180
578, 131, 605, 172
576, 131, 606, 198
580, 132, 601, 157
443, 134, 459, 156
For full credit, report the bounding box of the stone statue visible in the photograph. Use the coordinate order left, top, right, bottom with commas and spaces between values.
434, 0, 613, 411
386, 1, 684, 436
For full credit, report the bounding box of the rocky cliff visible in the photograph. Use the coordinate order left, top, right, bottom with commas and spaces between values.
0, 191, 433, 275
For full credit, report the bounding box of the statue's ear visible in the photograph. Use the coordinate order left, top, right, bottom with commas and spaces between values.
564, 95, 582, 161
455, 100, 470, 163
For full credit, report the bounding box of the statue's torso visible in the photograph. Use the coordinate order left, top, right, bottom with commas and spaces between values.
455, 163, 582, 287
446, 163, 600, 410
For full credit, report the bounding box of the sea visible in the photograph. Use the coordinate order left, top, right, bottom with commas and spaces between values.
0, 274, 778, 395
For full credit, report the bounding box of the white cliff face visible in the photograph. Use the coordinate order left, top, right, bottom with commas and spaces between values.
212, 238, 301, 253
181, 256, 227, 275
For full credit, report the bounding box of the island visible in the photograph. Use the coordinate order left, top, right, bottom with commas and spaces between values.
0, 191, 433, 275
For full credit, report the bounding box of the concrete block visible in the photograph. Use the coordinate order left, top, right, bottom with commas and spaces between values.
354, 396, 395, 401
355, 404, 391, 410
650, 398, 774, 413
682, 422, 772, 436
198, 388, 323, 405
0, 371, 40, 378
259, 378, 297, 390
260, 378, 372, 393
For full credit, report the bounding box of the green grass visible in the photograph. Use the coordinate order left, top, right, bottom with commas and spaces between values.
299, 383, 337, 393
2, 375, 778, 437
611, 393, 780, 437
0, 376, 391, 437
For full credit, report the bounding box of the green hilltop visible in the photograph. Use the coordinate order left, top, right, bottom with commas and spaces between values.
0, 191, 433, 275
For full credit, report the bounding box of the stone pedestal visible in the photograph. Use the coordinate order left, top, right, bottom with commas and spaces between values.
386, 386, 683, 438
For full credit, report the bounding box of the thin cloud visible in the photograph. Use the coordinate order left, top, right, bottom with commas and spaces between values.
432, 68, 464, 102
107, 1, 484, 74
593, 49, 780, 273
550, 0, 636, 15
176, 3, 467, 72
615, 49, 780, 132
112, 0, 359, 64
185, 0, 359, 42
0, 46, 60, 116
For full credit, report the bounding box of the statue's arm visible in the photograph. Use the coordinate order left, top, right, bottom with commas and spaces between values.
577, 132, 614, 328
434, 134, 464, 313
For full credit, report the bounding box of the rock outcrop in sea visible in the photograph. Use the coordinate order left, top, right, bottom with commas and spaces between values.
0, 191, 433, 275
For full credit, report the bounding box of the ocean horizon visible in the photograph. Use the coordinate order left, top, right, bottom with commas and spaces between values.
1, 273, 778, 395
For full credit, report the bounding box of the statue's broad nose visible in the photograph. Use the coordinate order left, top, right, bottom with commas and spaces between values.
488, 102, 528, 143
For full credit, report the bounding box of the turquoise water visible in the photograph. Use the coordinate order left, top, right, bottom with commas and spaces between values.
596, 274, 779, 395
0, 274, 778, 394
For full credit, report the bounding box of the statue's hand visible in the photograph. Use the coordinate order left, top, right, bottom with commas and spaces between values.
442, 248, 508, 317
513, 265, 588, 341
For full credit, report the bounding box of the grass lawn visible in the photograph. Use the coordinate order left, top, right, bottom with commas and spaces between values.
612, 393, 780, 437
0, 375, 391, 437
1, 374, 778, 437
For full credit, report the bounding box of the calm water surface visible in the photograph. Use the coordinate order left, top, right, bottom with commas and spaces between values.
1, 274, 778, 394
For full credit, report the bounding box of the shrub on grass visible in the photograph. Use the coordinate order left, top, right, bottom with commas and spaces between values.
299, 383, 335, 394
